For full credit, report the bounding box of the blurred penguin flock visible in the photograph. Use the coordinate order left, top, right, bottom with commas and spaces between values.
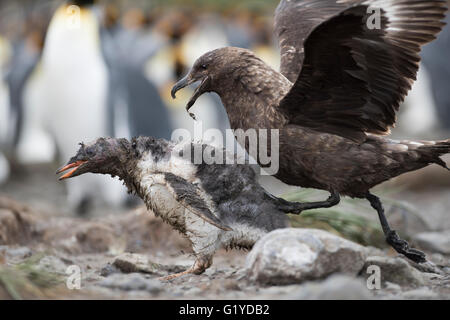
0, 0, 449, 215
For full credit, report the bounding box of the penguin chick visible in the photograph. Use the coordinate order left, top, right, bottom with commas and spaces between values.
57, 137, 289, 280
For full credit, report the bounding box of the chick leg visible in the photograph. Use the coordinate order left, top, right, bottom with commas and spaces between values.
159, 255, 213, 281
272, 190, 341, 214
366, 192, 426, 263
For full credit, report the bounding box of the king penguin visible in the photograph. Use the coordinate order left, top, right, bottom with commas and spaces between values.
0, 35, 11, 185
153, 13, 230, 147
12, 13, 56, 165
38, 0, 127, 214
102, 7, 173, 140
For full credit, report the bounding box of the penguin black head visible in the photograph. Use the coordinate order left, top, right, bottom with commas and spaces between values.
57, 137, 131, 180
57, 137, 171, 181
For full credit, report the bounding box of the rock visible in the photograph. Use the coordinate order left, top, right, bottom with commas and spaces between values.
37, 255, 69, 275
365, 246, 386, 257
0, 246, 32, 261
398, 188, 450, 231
75, 224, 116, 253
100, 263, 121, 277
407, 260, 446, 276
384, 282, 402, 293
112, 253, 188, 276
97, 273, 162, 294
401, 287, 440, 300
0, 208, 36, 245
0, 197, 39, 244
245, 229, 367, 285
288, 275, 373, 300
383, 202, 430, 236
0, 210, 19, 244
112, 253, 160, 274
429, 253, 450, 267
421, 273, 447, 286
363, 256, 425, 288
0, 198, 52, 247
413, 231, 450, 255
222, 279, 241, 291
183, 287, 203, 296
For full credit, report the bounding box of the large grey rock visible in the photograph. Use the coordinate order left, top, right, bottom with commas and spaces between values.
245, 229, 367, 285
413, 231, 450, 255
429, 253, 450, 267
363, 256, 425, 288
288, 275, 373, 300
382, 202, 430, 236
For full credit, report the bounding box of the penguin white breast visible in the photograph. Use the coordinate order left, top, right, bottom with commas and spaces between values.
147, 183, 223, 256
0, 36, 11, 144
42, 6, 105, 72
40, 5, 109, 151
17, 64, 57, 164
0, 78, 9, 145
147, 184, 186, 227
0, 152, 10, 185
0, 36, 12, 183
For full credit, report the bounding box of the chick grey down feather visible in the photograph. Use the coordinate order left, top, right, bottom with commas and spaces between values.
57, 137, 290, 279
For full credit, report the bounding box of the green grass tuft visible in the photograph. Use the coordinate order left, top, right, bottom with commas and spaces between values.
0, 254, 64, 300
282, 189, 388, 247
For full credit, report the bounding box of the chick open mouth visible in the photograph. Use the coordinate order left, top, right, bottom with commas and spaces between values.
56, 160, 87, 180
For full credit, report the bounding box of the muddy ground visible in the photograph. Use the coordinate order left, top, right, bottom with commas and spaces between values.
0, 162, 449, 300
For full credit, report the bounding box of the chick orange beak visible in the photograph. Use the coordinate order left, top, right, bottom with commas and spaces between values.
56, 161, 87, 181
